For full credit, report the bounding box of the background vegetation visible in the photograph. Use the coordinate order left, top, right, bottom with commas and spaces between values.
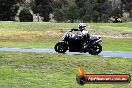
19, 8, 33, 22
0, 0, 19, 21
0, 0, 131, 22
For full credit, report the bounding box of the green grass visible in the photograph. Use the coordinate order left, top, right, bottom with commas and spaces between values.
0, 41, 54, 49
0, 22, 77, 31
102, 38, 132, 52
0, 52, 131, 88
0, 21, 132, 31
90, 23, 132, 31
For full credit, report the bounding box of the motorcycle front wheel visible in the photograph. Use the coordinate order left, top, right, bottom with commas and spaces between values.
55, 42, 68, 53
89, 43, 102, 55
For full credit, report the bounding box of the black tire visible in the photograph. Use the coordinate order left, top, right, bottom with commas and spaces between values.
55, 42, 68, 53
89, 43, 102, 55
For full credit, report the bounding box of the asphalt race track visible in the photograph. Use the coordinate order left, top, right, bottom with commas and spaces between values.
0, 48, 132, 58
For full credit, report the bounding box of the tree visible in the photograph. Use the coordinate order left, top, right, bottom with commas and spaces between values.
53, 0, 81, 22
31, 0, 53, 22
110, 0, 123, 22
121, 0, 132, 18
19, 8, 33, 22
53, 0, 68, 9
84, 0, 94, 22
75, 0, 94, 22
67, 3, 81, 22
0, 0, 19, 21
92, 10, 100, 22
53, 0, 131, 22
53, 0, 68, 22
92, 0, 112, 22
75, 0, 112, 22
54, 9, 66, 22
75, 0, 86, 8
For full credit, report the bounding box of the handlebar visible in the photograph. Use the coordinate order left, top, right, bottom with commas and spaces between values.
69, 28, 79, 32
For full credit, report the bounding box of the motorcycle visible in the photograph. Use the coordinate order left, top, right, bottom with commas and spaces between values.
54, 29, 102, 55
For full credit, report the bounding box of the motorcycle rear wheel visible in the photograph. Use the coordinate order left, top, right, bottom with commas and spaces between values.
89, 43, 102, 55
55, 42, 68, 53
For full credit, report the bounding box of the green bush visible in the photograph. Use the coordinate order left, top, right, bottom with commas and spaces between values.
19, 8, 33, 22
0, 0, 19, 21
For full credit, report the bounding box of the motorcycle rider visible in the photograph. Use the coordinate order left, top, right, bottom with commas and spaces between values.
70, 23, 90, 52
70, 23, 89, 36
